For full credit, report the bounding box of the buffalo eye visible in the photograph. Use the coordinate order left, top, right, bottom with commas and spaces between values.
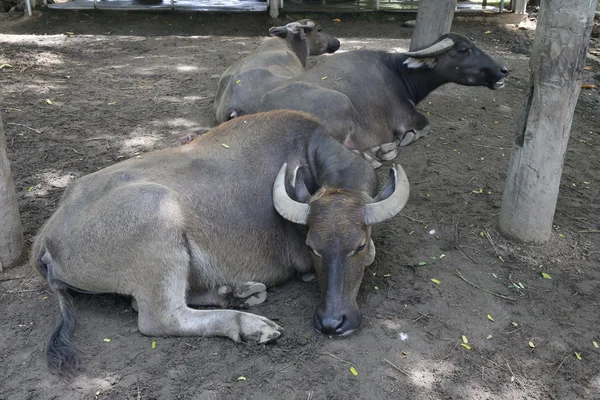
355, 242, 366, 254
457, 46, 470, 54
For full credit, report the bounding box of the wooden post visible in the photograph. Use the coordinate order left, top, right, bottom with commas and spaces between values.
269, 0, 279, 19
498, 0, 597, 243
409, 0, 457, 51
513, 0, 526, 14
0, 112, 24, 270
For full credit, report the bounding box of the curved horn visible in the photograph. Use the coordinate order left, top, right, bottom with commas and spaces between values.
363, 165, 410, 225
273, 163, 310, 225
403, 38, 454, 58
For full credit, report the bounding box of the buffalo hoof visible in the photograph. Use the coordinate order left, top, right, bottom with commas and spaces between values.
361, 151, 383, 169
234, 281, 266, 298
377, 142, 397, 161
397, 126, 430, 147
243, 291, 268, 307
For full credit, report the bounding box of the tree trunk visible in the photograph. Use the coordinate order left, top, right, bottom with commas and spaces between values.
0, 111, 24, 270
409, 0, 457, 51
498, 0, 597, 243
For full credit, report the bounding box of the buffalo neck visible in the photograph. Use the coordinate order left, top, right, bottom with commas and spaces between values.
390, 53, 448, 105
287, 35, 309, 67
306, 130, 378, 196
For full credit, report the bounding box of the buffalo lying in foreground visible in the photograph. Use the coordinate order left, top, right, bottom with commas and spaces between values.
33, 110, 409, 376
213, 20, 340, 124
259, 33, 508, 167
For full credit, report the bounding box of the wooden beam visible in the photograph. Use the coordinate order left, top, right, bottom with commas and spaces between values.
0, 111, 24, 270
498, 0, 597, 243
409, 0, 457, 51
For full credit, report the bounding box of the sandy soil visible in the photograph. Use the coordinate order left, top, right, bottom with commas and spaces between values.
0, 9, 599, 400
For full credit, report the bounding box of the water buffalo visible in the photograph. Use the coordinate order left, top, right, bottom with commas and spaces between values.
213, 20, 341, 124
259, 33, 508, 167
33, 110, 409, 376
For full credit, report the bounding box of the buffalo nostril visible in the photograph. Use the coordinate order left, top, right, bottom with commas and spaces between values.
500, 66, 508, 75
318, 315, 345, 334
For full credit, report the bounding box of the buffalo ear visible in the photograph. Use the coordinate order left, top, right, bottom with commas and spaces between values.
292, 167, 312, 203
269, 26, 288, 38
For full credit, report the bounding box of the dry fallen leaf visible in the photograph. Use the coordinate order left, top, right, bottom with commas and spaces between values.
529, 341, 535, 348
581, 84, 597, 89
349, 366, 358, 376
237, 376, 246, 381
103, 338, 111, 343
45, 99, 53, 105
151, 341, 157, 349
575, 352, 582, 361
221, 143, 230, 149
484, 30, 493, 34
460, 343, 472, 350
487, 314, 495, 322
332, 18, 341, 23
486, 335, 493, 340
462, 335, 469, 344
584, 66, 592, 70
541, 272, 552, 279
431, 278, 441, 285
593, 341, 599, 349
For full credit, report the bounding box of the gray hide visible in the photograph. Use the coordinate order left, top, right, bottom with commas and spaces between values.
213, 20, 340, 124
258, 33, 508, 156
33, 110, 408, 376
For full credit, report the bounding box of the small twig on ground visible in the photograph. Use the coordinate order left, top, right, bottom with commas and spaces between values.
319, 352, 356, 369
0, 276, 25, 282
412, 312, 430, 323
579, 229, 600, 233
547, 354, 571, 380
414, 177, 434, 186
6, 122, 42, 134
184, 342, 198, 349
471, 144, 504, 149
437, 340, 460, 363
418, 109, 450, 121
458, 246, 478, 264
382, 359, 410, 377
400, 213, 424, 223
483, 229, 503, 260
454, 270, 516, 301
4, 289, 38, 294
278, 364, 292, 373
507, 273, 525, 296
506, 362, 522, 386
306, 391, 313, 400
467, 176, 476, 185
540, 382, 558, 400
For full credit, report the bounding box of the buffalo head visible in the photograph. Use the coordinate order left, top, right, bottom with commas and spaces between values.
403, 33, 508, 90
269, 20, 341, 55
273, 164, 409, 336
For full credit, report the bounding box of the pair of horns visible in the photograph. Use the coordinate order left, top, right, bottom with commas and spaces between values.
403, 38, 455, 58
272, 163, 410, 226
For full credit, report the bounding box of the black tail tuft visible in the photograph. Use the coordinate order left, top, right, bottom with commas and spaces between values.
46, 286, 79, 377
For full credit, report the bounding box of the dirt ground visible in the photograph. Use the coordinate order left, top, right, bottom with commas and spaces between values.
1, 9, 599, 400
